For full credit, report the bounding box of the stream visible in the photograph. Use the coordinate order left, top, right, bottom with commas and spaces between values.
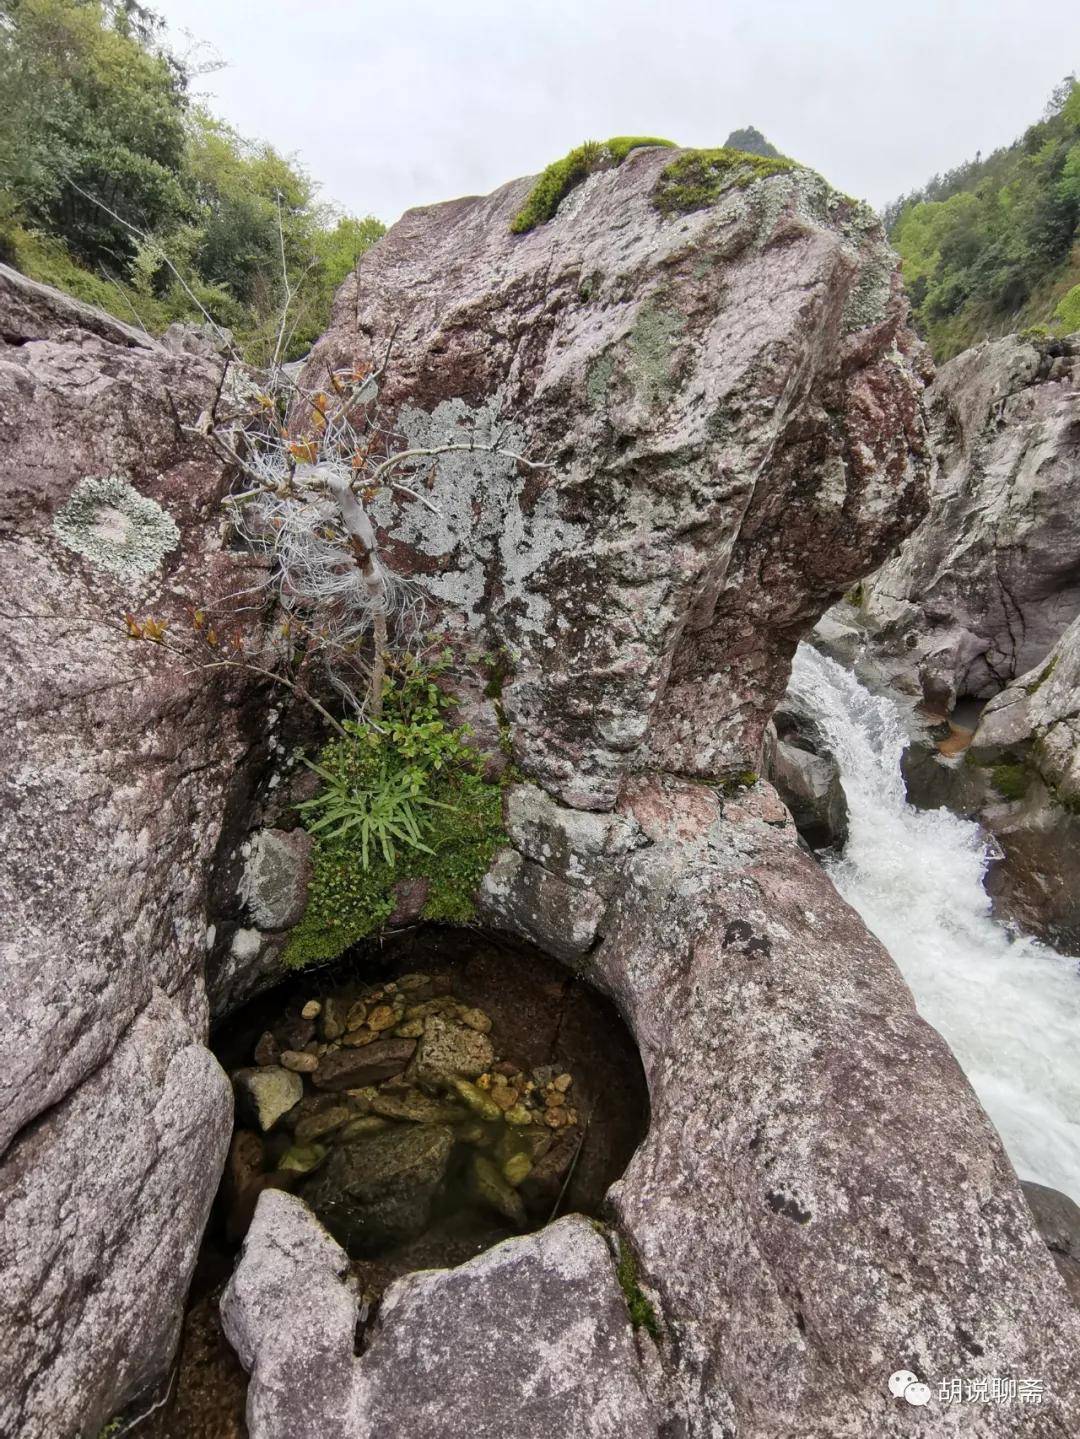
789, 643, 1080, 1206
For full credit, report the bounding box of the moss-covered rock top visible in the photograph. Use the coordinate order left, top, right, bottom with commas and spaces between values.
510, 136, 675, 233
651, 147, 797, 217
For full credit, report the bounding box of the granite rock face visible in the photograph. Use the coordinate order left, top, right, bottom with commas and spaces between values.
226, 778, 1080, 1437
862, 331, 1080, 709
0, 266, 268, 1435
221, 1192, 660, 1439
303, 149, 928, 808
967, 612, 1080, 952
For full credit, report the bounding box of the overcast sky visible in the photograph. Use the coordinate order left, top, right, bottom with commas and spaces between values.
162, 0, 1080, 226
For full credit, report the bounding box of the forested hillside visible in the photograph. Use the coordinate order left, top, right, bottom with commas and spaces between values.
887, 77, 1080, 359
0, 0, 383, 359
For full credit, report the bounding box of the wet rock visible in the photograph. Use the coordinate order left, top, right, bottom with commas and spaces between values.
280, 1049, 319, 1073
320, 996, 350, 1042
407, 1014, 494, 1087
293, 1107, 352, 1144
301, 1000, 322, 1020
862, 332, 1080, 708
311, 1040, 417, 1091
458, 1007, 492, 1033
366, 1004, 398, 1032
469, 1154, 527, 1227
1022, 1181, 1080, 1307
239, 828, 312, 931
370, 1090, 467, 1124
339, 1115, 389, 1141
279, 1144, 328, 1177
449, 1077, 503, 1123
301, 1125, 455, 1252
234, 1066, 304, 1132
965, 613, 1080, 953
345, 1000, 368, 1030
253, 1031, 281, 1067
764, 728, 848, 850
223, 1197, 657, 1438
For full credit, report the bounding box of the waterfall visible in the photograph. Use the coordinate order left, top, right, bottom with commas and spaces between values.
788, 643, 1080, 1205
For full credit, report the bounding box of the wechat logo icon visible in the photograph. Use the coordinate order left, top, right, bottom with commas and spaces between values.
889, 1370, 932, 1406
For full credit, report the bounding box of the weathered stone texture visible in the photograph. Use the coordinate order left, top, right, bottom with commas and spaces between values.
222, 1192, 660, 1439
304, 150, 928, 808
863, 332, 1080, 708
0, 265, 266, 1435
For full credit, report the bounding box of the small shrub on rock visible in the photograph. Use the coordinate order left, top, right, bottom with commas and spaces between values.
284, 656, 506, 968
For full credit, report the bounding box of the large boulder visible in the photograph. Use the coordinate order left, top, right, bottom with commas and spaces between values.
0, 266, 269, 1435
229, 779, 1080, 1435
861, 331, 1080, 709
303, 146, 928, 807
221, 1191, 660, 1439
966, 612, 1080, 951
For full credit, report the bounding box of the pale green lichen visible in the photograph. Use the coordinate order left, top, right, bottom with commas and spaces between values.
53, 475, 180, 581
586, 351, 615, 409
628, 303, 683, 406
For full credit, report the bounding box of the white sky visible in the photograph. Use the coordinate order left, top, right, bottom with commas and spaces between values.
161, 0, 1080, 225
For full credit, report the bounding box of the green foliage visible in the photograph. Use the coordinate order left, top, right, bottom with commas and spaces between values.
0, 0, 385, 359
284, 657, 506, 969
889, 78, 1080, 358
510, 136, 675, 234
614, 1239, 661, 1339
1056, 283, 1080, 331
651, 146, 795, 217
723, 126, 781, 158
991, 763, 1031, 801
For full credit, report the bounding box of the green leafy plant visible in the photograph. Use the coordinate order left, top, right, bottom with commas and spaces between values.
284, 655, 507, 968
295, 749, 452, 866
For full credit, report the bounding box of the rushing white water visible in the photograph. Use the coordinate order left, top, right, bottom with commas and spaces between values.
789, 643, 1080, 1205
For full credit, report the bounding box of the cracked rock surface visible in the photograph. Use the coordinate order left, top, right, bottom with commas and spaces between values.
0, 265, 269, 1437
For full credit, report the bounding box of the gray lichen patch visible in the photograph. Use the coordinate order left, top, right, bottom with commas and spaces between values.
628, 303, 684, 406
53, 475, 181, 581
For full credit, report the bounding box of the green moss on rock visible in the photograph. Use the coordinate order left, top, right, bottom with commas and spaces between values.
651, 146, 795, 217
284, 664, 506, 969
991, 763, 1031, 802
614, 1238, 661, 1339
511, 136, 676, 234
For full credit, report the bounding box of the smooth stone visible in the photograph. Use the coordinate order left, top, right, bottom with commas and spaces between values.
339, 1115, 389, 1141
311, 1040, 417, 1091
233, 1067, 304, 1133
366, 1005, 398, 1032
294, 1107, 352, 1144
300, 1125, 455, 1251
280, 1050, 319, 1073
300, 1000, 321, 1020
370, 1090, 467, 1125
450, 1077, 503, 1123
345, 1000, 368, 1031
320, 997, 349, 1043
458, 1007, 493, 1034
279, 1144, 327, 1175
502, 1152, 533, 1187
469, 1153, 527, 1227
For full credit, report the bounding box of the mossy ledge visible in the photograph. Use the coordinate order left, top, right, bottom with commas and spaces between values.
651, 146, 796, 217
510, 136, 676, 234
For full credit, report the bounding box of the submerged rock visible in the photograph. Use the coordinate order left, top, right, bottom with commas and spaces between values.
311, 1040, 417, 1090
234, 1066, 304, 1132
407, 1012, 495, 1087
300, 1126, 455, 1252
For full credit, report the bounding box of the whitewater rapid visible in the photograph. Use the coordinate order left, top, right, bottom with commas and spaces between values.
789, 643, 1080, 1205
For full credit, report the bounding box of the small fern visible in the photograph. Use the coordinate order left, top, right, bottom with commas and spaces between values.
295, 751, 454, 867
